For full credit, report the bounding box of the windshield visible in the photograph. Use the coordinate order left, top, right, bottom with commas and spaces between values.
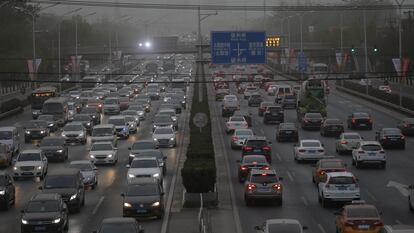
246, 140, 267, 147
362, 145, 382, 151
81, 108, 97, 114
230, 117, 245, 122
40, 138, 64, 147
302, 142, 321, 147
343, 134, 361, 140
44, 175, 75, 189
122, 111, 137, 116
325, 119, 342, 124
155, 116, 172, 123
251, 174, 278, 183
383, 129, 401, 135
91, 143, 113, 151
92, 128, 113, 136
154, 128, 174, 134
0, 131, 12, 140
347, 208, 379, 218
73, 115, 90, 121
131, 159, 157, 168
42, 103, 63, 114
38, 115, 53, 121
26, 201, 59, 213
126, 184, 159, 196
268, 224, 301, 233
105, 99, 119, 104
328, 176, 355, 184
69, 163, 93, 171
18, 153, 41, 161
354, 113, 369, 118
63, 125, 83, 131
26, 121, 48, 128
320, 161, 344, 168
235, 130, 253, 136
306, 113, 322, 119
108, 118, 125, 125
132, 142, 154, 150
243, 156, 267, 163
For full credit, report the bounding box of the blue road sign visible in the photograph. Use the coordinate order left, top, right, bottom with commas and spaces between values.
211, 31, 266, 64
298, 52, 307, 72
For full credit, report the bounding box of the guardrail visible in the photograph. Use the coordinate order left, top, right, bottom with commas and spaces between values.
198, 194, 209, 233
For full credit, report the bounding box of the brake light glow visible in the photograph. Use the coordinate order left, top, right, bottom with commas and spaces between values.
341, 140, 348, 144
373, 220, 383, 227
272, 184, 282, 190
298, 149, 306, 153
240, 166, 248, 171
244, 146, 253, 151
262, 146, 271, 151
247, 184, 256, 190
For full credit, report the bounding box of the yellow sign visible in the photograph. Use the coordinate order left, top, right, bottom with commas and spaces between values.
266, 36, 281, 47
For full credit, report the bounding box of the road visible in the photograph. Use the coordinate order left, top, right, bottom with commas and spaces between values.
208, 66, 413, 233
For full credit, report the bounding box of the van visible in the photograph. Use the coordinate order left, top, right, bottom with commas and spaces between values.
42, 97, 68, 126
0, 127, 20, 156
274, 85, 292, 103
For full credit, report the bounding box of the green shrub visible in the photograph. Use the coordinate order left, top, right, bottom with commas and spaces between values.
181, 158, 216, 193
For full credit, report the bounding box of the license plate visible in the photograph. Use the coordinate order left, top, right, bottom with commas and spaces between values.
284, 131, 292, 134
136, 209, 148, 213
337, 186, 347, 190
359, 123, 366, 126
34, 226, 46, 231
358, 224, 370, 230
308, 150, 316, 153
254, 149, 261, 152
258, 188, 271, 193
368, 152, 376, 156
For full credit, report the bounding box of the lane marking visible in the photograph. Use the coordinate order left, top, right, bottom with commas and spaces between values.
365, 190, 378, 202
276, 153, 282, 161
317, 224, 327, 233
287, 171, 294, 182
301, 196, 308, 206
92, 196, 105, 215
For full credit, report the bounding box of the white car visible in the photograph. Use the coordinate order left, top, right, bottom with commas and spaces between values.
243, 86, 258, 100
225, 116, 248, 134
318, 172, 360, 208
89, 141, 118, 165
13, 149, 48, 180
293, 139, 330, 162
335, 132, 363, 155
127, 157, 163, 183
378, 85, 392, 94
62, 122, 87, 144
128, 105, 146, 120
153, 126, 176, 148
108, 116, 130, 139
352, 141, 386, 169
231, 129, 254, 149
254, 219, 307, 233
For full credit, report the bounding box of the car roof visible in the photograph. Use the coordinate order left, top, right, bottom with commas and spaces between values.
69, 160, 92, 165
92, 141, 113, 145
0, 126, 17, 131
31, 193, 61, 201
93, 124, 114, 128
360, 141, 381, 145
250, 169, 277, 175
108, 116, 125, 119
326, 171, 354, 178
300, 139, 321, 143
65, 122, 83, 126
266, 219, 301, 226
127, 177, 159, 185
46, 168, 80, 176
21, 149, 42, 153
101, 217, 137, 224
132, 157, 157, 161
246, 136, 267, 141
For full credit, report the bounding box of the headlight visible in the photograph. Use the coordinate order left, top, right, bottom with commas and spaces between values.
90, 155, 95, 158
70, 193, 77, 200
152, 201, 160, 207
52, 218, 61, 224
169, 124, 174, 128
153, 173, 160, 178
61, 132, 66, 137
48, 123, 54, 127
181, 100, 185, 104
129, 154, 135, 157
170, 137, 175, 141
0, 190, 5, 195
138, 112, 143, 116
172, 117, 177, 122
124, 202, 132, 208
92, 115, 96, 118
36, 166, 42, 170
107, 154, 113, 158
56, 149, 63, 153
79, 133, 84, 137
13, 166, 18, 170
128, 174, 135, 178
86, 122, 91, 126
40, 130, 45, 134
25, 131, 30, 134
22, 219, 28, 224
135, 118, 139, 121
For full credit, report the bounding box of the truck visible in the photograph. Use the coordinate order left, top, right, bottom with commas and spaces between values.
296, 79, 327, 121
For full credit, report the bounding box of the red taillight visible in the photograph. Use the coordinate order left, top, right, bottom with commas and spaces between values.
262, 146, 271, 151
358, 150, 365, 154
319, 170, 325, 175
379, 150, 385, 154
344, 221, 355, 227
240, 166, 248, 171
341, 140, 348, 144
244, 146, 253, 151
352, 118, 356, 123
262, 166, 270, 170
373, 220, 383, 227
272, 183, 282, 190
298, 149, 306, 153
247, 184, 256, 190
232, 136, 239, 141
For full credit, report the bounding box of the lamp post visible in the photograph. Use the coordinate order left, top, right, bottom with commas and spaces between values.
395, 0, 405, 106
74, 12, 96, 82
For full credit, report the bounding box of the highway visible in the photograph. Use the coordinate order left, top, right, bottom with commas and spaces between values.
208, 65, 413, 233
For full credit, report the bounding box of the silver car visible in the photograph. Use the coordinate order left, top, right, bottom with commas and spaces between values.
231, 129, 254, 149
69, 160, 98, 189
335, 132, 363, 155
89, 142, 118, 165
152, 127, 176, 148
13, 149, 48, 180
62, 123, 87, 144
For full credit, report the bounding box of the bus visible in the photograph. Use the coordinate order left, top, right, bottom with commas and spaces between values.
42, 97, 69, 126
30, 86, 58, 119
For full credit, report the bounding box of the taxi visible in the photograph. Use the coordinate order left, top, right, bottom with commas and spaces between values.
335, 201, 382, 233
312, 158, 346, 184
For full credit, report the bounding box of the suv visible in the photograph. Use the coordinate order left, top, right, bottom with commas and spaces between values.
20, 193, 68, 233
237, 155, 269, 182
40, 169, 85, 213
0, 171, 15, 210
301, 112, 323, 130
24, 120, 50, 143
263, 106, 284, 124
62, 123, 87, 144
247, 94, 263, 107
352, 141, 386, 169
103, 97, 120, 115
318, 172, 360, 208
222, 95, 239, 117
39, 136, 68, 162
0, 126, 20, 156
244, 169, 283, 206
13, 149, 48, 180
242, 136, 272, 163
91, 124, 117, 146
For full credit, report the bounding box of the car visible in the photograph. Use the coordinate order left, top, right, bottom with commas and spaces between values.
281, 94, 297, 109
39, 136, 68, 162
152, 126, 176, 148
37, 114, 58, 132
135, 150, 167, 175
335, 132, 363, 155
301, 112, 323, 130
40, 168, 85, 213
93, 217, 144, 233
242, 136, 272, 163
86, 98, 103, 112
158, 109, 178, 129
375, 128, 405, 149
254, 219, 307, 233
127, 106, 146, 120
318, 172, 360, 207
13, 149, 48, 180
215, 89, 229, 101
124, 115, 139, 133
152, 115, 175, 131
247, 94, 263, 107
133, 99, 151, 113
312, 159, 347, 184
320, 118, 344, 137
122, 110, 141, 124
397, 118, 414, 136
68, 101, 82, 121
20, 193, 68, 233
72, 114, 94, 134
222, 94, 239, 117
225, 116, 248, 134
258, 102, 274, 116
231, 129, 254, 150
91, 124, 117, 146
103, 97, 121, 115
276, 123, 299, 142
0, 126, 20, 156
0, 171, 15, 210
381, 225, 414, 233
108, 116, 130, 139
263, 106, 284, 124
244, 169, 283, 206
24, 120, 50, 143
237, 155, 270, 182
80, 106, 101, 125
347, 112, 373, 130
244, 86, 258, 99
127, 157, 163, 183
128, 140, 158, 164
119, 97, 130, 111
378, 85, 392, 93
122, 178, 164, 219
232, 110, 252, 127
335, 201, 383, 233
62, 122, 87, 144
89, 142, 118, 165
69, 160, 98, 189
0, 143, 12, 167
293, 140, 329, 163
352, 141, 386, 169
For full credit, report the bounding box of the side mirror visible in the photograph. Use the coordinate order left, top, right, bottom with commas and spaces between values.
302, 226, 309, 230
121, 193, 125, 197
126, 164, 131, 168
254, 226, 261, 230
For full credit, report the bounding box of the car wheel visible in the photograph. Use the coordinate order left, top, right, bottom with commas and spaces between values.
64, 221, 69, 231
321, 196, 328, 208
81, 195, 85, 206
355, 160, 361, 169
352, 158, 356, 166
409, 197, 414, 211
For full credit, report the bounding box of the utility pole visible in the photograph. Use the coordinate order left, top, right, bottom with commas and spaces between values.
395, 0, 405, 106
363, 8, 369, 95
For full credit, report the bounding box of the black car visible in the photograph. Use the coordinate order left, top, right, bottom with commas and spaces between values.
128, 141, 158, 164
80, 107, 101, 125
301, 112, 323, 130
320, 118, 344, 137
72, 114, 94, 134
237, 155, 269, 182
24, 120, 50, 143
93, 217, 144, 233
276, 123, 299, 142
39, 136, 68, 162
242, 136, 272, 163
152, 115, 174, 131
397, 118, 414, 136
0, 171, 15, 210
40, 169, 85, 213
263, 106, 284, 124
281, 94, 297, 109
375, 128, 405, 149
247, 95, 263, 107
20, 193, 68, 233
37, 115, 58, 132
122, 178, 164, 219
347, 112, 373, 130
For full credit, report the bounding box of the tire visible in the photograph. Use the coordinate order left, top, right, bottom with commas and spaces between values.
355, 160, 361, 169
352, 158, 356, 166
64, 221, 69, 231
81, 194, 85, 206
321, 195, 328, 208
409, 197, 414, 211
81, 139, 86, 145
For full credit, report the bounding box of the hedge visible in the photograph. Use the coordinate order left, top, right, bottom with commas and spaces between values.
181, 158, 216, 193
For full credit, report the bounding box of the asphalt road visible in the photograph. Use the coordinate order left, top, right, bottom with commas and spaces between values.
209, 67, 414, 233
0, 88, 191, 233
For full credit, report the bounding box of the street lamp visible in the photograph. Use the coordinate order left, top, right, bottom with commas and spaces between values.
74, 12, 96, 82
